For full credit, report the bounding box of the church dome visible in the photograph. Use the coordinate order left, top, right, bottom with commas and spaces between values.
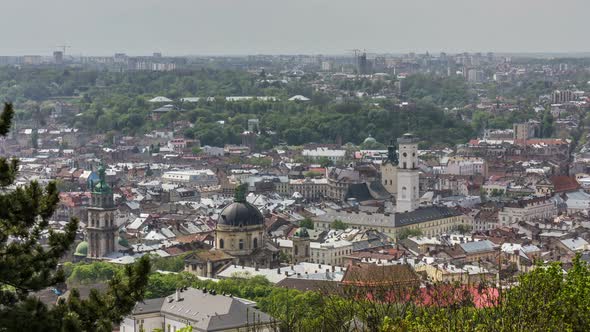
118, 235, 129, 248
217, 201, 264, 228
363, 135, 377, 144
74, 241, 88, 257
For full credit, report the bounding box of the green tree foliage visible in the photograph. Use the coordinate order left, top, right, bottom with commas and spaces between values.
248, 156, 272, 168
31, 129, 39, 149
401, 74, 473, 108
72, 255, 590, 331
331, 219, 348, 230
67, 262, 121, 285
455, 224, 473, 235
150, 254, 188, 273
317, 156, 334, 168
304, 171, 322, 178
299, 217, 314, 230
397, 228, 423, 240
542, 110, 554, 138
0, 102, 151, 331
0, 68, 475, 149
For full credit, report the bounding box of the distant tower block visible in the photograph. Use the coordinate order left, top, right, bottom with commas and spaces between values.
396, 133, 420, 213
53, 51, 63, 65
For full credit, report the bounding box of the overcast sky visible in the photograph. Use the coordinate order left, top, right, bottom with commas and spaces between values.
1, 0, 587, 56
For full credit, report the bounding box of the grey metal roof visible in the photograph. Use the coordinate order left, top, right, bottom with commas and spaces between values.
132, 297, 165, 315
154, 288, 274, 331
394, 206, 461, 227
460, 240, 496, 254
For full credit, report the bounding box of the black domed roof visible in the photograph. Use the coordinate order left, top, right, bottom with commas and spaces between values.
218, 201, 264, 227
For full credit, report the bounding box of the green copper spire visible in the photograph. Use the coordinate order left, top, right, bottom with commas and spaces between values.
93, 163, 112, 194
234, 183, 247, 203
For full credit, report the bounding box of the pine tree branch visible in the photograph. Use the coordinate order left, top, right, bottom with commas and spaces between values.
0, 103, 13, 137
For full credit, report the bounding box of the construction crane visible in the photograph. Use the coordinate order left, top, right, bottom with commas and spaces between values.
56, 45, 71, 55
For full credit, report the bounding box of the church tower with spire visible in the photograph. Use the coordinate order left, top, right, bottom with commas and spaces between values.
381, 139, 399, 194
87, 164, 117, 258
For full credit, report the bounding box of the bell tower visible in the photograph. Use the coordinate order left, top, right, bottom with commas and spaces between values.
381, 139, 398, 194
396, 133, 420, 213
87, 164, 117, 258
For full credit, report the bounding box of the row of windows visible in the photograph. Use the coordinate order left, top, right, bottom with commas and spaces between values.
89, 213, 114, 228
219, 238, 259, 250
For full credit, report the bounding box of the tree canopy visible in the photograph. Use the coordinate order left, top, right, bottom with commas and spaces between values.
0, 103, 151, 331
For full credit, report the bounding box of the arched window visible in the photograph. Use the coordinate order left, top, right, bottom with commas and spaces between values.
239, 239, 244, 250
219, 239, 224, 249
294, 245, 299, 256
402, 186, 407, 199
305, 245, 309, 257
253, 238, 258, 249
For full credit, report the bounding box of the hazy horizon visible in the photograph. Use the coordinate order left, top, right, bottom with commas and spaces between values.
2, 0, 588, 56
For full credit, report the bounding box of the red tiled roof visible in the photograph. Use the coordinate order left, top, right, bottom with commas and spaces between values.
524, 138, 568, 146
550, 176, 580, 193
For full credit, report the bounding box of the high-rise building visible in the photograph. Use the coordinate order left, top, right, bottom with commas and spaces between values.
513, 121, 540, 141
467, 68, 485, 83
551, 90, 574, 104
53, 51, 63, 64
358, 52, 369, 75
87, 165, 117, 258
396, 133, 420, 213
241, 131, 257, 151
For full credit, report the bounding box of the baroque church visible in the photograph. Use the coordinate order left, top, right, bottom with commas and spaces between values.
184, 189, 280, 278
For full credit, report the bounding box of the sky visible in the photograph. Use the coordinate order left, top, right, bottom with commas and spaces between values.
1, 0, 587, 56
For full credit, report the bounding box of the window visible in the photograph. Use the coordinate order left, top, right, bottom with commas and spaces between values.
294, 245, 299, 255
253, 238, 258, 249
219, 239, 224, 249
239, 239, 244, 250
